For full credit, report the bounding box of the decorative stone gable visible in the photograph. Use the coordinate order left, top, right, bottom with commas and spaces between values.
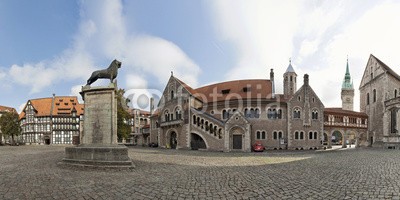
224, 111, 251, 152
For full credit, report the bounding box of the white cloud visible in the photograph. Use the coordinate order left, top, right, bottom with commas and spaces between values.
209, 0, 400, 111
18, 103, 26, 114
5, 0, 200, 95
70, 85, 83, 103
124, 35, 201, 87
125, 74, 148, 89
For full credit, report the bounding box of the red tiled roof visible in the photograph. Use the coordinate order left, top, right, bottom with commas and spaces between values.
19, 96, 84, 119
0, 105, 17, 114
192, 79, 273, 103
324, 107, 368, 117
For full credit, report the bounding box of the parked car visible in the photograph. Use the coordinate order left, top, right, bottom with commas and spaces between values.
252, 141, 265, 152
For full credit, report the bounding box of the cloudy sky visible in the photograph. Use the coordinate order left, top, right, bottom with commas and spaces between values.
1, 0, 400, 112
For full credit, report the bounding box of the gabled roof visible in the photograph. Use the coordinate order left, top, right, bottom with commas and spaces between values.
371, 54, 400, 80
19, 96, 84, 119
0, 105, 17, 114
324, 107, 368, 118
173, 76, 197, 94
360, 54, 400, 89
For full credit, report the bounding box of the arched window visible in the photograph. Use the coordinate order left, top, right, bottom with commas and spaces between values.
309, 132, 313, 140
255, 108, 260, 118
367, 93, 370, 105
314, 132, 318, 140
164, 110, 169, 122
312, 110, 318, 120
293, 108, 301, 119
277, 109, 282, 119
262, 131, 266, 139
395, 89, 397, 98
175, 107, 181, 120
222, 110, 228, 119
171, 90, 174, 100
205, 121, 209, 131
295, 131, 299, 140
300, 131, 304, 140
373, 89, 376, 103
210, 123, 213, 133
278, 131, 283, 139
197, 117, 200, 126
244, 108, 250, 118
218, 128, 222, 139
250, 108, 255, 118
273, 131, 277, 140
267, 108, 273, 119
256, 131, 261, 139
193, 115, 196, 124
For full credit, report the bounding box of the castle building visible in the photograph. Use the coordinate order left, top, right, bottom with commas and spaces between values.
150, 61, 325, 152
360, 54, 400, 148
0, 105, 18, 144
19, 96, 84, 145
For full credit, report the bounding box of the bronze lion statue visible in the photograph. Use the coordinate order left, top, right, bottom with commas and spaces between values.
86, 59, 122, 85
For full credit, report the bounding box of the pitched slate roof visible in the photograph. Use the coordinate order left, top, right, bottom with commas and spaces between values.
371, 54, 400, 81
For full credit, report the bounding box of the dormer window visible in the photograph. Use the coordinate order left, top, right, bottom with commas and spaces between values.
222, 89, 230, 94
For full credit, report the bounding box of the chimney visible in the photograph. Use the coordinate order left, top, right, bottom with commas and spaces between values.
304, 74, 309, 86
270, 69, 275, 98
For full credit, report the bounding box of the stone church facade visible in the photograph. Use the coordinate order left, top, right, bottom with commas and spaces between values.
150, 61, 325, 152
360, 54, 400, 149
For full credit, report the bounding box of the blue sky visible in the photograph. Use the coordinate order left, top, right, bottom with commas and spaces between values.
1, 0, 400, 112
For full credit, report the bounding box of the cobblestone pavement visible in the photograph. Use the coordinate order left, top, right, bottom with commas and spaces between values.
0, 146, 399, 200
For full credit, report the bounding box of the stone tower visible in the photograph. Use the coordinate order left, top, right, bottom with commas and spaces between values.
341, 58, 354, 111
284, 59, 297, 99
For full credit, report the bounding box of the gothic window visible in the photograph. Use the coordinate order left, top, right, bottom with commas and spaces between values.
373, 89, 376, 103
278, 131, 283, 139
193, 115, 196, 125
300, 131, 304, 140
171, 90, 174, 100
395, 89, 397, 98
295, 131, 299, 140
256, 131, 261, 139
267, 108, 274, 119
309, 132, 313, 140
293, 108, 301, 119
262, 131, 266, 139
314, 132, 318, 140
210, 124, 213, 133
250, 108, 255, 118
273, 131, 277, 140
391, 109, 397, 134
367, 93, 370, 105
205, 121, 209, 131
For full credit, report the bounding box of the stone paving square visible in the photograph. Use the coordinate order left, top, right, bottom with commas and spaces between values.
0, 146, 399, 199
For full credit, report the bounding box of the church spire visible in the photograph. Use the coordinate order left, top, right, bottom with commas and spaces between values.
342, 57, 353, 89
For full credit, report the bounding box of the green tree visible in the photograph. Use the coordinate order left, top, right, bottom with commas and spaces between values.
0, 112, 21, 145
117, 89, 131, 140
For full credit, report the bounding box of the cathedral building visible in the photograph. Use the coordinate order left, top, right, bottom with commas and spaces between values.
150, 61, 325, 152
359, 54, 400, 148
19, 95, 84, 145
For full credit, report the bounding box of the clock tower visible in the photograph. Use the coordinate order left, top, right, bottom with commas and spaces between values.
341, 57, 354, 111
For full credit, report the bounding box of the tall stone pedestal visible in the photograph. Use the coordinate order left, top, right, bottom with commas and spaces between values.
60, 83, 134, 169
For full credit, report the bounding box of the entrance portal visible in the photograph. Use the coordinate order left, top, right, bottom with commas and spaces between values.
44, 137, 50, 145
170, 132, 177, 149
233, 135, 242, 149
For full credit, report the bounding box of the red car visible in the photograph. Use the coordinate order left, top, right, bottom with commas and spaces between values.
252, 141, 265, 152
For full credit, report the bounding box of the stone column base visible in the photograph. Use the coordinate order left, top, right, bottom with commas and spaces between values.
59, 144, 134, 169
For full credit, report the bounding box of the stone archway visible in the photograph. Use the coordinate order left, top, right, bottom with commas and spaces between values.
44, 136, 51, 145
331, 130, 343, 146
190, 133, 207, 150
